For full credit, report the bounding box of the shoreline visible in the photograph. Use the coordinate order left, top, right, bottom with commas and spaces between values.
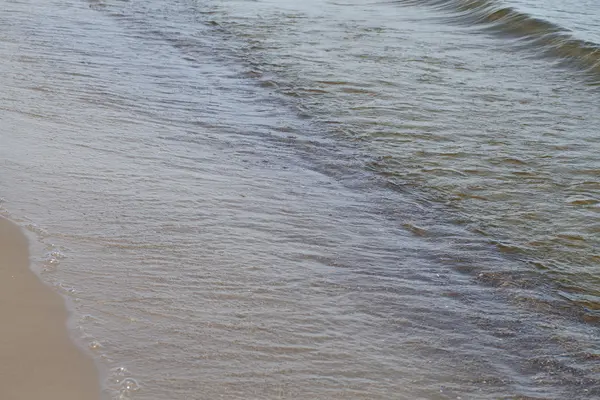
0, 217, 101, 400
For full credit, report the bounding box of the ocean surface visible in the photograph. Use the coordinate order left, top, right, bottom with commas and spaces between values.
0, 0, 599, 399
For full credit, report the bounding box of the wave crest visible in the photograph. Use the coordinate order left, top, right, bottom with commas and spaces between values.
397, 0, 600, 80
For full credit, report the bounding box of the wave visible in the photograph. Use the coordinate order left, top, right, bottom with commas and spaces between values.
396, 0, 600, 81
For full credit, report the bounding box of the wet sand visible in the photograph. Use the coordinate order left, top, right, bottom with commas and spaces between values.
0, 217, 100, 400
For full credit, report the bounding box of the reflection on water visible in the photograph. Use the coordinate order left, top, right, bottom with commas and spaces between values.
0, 0, 599, 399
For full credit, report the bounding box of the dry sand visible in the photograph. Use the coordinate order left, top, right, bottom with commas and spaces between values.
0, 217, 100, 400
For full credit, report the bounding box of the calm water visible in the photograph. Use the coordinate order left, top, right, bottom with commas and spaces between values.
0, 0, 599, 399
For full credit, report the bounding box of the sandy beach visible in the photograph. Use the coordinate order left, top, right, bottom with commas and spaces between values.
0, 217, 100, 400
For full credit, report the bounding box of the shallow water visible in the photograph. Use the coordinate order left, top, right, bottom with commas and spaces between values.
0, 0, 599, 399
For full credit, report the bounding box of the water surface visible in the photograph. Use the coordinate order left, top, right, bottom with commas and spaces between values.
0, 0, 598, 399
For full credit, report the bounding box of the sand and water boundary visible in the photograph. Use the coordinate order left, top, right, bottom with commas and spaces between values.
0, 217, 100, 400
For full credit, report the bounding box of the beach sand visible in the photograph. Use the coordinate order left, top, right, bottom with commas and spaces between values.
0, 217, 100, 400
